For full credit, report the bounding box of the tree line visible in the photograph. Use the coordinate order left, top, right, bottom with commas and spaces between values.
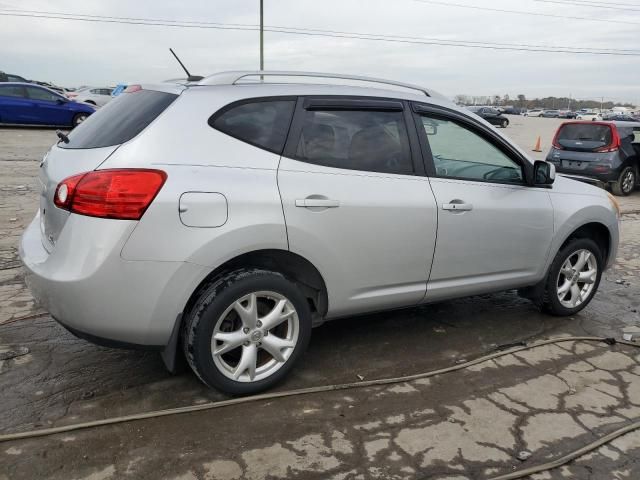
454, 94, 635, 110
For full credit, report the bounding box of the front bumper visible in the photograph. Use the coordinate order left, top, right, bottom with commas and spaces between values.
19, 212, 208, 347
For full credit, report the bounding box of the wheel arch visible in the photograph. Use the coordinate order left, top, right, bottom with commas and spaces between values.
519, 220, 613, 303
162, 249, 328, 372
558, 221, 611, 266
183, 249, 329, 323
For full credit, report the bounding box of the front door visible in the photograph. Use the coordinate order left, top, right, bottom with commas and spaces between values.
278, 98, 438, 318
414, 108, 554, 302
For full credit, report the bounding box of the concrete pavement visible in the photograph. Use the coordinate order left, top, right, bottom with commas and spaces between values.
1, 124, 640, 479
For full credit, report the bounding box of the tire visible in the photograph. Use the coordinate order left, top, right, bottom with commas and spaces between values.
72, 113, 88, 127
501, 119, 509, 128
611, 166, 636, 196
541, 238, 603, 316
182, 268, 312, 395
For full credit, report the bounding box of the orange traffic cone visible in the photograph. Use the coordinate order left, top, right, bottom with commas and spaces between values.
532, 136, 542, 152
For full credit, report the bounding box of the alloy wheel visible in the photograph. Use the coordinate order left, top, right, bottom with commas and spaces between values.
622, 169, 635, 194
211, 291, 299, 382
556, 249, 598, 309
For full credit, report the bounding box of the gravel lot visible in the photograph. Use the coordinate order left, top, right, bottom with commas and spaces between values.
1, 119, 640, 480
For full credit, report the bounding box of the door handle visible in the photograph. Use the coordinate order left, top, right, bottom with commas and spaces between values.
295, 198, 340, 208
442, 202, 473, 211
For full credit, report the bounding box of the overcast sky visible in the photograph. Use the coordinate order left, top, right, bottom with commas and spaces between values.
0, 0, 638, 104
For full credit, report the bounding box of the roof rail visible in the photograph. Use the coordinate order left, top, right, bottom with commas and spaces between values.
197, 71, 430, 97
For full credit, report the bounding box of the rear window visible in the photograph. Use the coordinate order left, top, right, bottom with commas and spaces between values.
293, 109, 413, 175
556, 124, 612, 151
61, 90, 177, 149
210, 99, 296, 154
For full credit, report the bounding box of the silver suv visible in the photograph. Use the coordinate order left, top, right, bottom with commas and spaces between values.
20, 72, 620, 394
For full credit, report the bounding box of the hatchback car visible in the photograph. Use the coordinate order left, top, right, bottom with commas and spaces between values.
542, 110, 560, 118
524, 109, 544, 117
20, 72, 620, 394
69, 87, 114, 107
0, 82, 95, 127
467, 106, 509, 128
576, 112, 603, 121
547, 121, 640, 196
559, 110, 577, 119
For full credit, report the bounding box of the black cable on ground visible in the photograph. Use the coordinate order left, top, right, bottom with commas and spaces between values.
1, 336, 638, 480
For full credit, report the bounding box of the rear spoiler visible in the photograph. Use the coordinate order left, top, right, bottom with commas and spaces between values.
557, 173, 606, 190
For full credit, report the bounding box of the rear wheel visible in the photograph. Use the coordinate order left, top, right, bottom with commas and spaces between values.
612, 166, 636, 196
72, 113, 88, 127
500, 119, 509, 128
541, 238, 602, 316
183, 269, 312, 395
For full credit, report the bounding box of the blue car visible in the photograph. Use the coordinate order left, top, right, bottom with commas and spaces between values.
0, 82, 95, 127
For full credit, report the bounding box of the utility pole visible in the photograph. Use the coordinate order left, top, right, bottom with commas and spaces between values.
601, 96, 604, 112
260, 0, 264, 73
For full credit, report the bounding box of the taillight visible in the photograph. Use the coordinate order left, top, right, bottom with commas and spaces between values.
595, 126, 620, 153
552, 124, 565, 150
54, 169, 167, 220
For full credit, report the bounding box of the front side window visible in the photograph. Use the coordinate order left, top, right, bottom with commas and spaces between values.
211, 100, 295, 154
293, 109, 413, 175
26, 87, 60, 102
419, 114, 523, 183
0, 85, 26, 98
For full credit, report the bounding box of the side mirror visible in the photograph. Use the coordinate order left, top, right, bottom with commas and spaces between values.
423, 121, 438, 136
533, 160, 555, 186
56, 98, 67, 105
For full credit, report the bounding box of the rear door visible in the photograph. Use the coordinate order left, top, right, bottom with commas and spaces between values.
25, 86, 69, 125
278, 97, 438, 317
413, 104, 554, 301
0, 84, 29, 123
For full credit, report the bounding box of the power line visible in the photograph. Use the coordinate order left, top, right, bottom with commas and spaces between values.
531, 0, 640, 11
3, 7, 640, 53
413, 0, 640, 25
1, 9, 639, 56
565, 0, 640, 7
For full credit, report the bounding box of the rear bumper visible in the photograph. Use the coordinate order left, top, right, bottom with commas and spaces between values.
556, 167, 619, 184
548, 159, 620, 184
19, 212, 208, 347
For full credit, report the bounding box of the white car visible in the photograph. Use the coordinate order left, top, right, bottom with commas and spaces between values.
70, 87, 114, 107
524, 109, 544, 117
576, 112, 603, 121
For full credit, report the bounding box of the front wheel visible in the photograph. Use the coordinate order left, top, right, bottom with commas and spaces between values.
611, 166, 636, 196
72, 113, 88, 127
501, 119, 509, 128
183, 269, 312, 395
541, 238, 603, 316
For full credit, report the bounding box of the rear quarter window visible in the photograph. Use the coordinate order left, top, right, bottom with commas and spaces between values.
209, 99, 296, 154
61, 90, 178, 149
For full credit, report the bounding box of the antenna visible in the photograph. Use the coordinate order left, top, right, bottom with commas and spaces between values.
169, 48, 203, 82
